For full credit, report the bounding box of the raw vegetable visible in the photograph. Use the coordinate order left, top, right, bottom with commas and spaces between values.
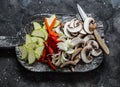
31, 37, 44, 46
27, 48, 36, 64
27, 43, 37, 49
35, 46, 45, 59
25, 34, 32, 44
19, 45, 27, 60
31, 29, 45, 39
33, 22, 42, 30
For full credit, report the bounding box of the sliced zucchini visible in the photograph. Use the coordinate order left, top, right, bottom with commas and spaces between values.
18, 45, 27, 60
27, 42, 36, 49
35, 46, 45, 59
31, 37, 44, 46
42, 24, 46, 30
31, 29, 45, 39
41, 29, 48, 40
25, 34, 32, 44
31, 37, 38, 43
27, 48, 36, 64
33, 22, 41, 30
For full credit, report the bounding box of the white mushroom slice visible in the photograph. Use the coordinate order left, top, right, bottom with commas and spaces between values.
69, 19, 75, 28
71, 48, 82, 60
87, 40, 102, 56
80, 29, 87, 34
60, 55, 81, 68
63, 22, 72, 38
91, 49, 102, 56
78, 34, 85, 38
67, 23, 82, 33
83, 35, 95, 43
81, 45, 93, 63
87, 40, 99, 49
74, 20, 80, 27
84, 17, 95, 34
71, 37, 85, 46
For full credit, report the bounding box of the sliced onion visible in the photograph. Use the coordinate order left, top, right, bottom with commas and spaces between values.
61, 52, 68, 63
66, 48, 74, 54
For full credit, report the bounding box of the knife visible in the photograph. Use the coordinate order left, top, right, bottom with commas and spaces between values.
77, 4, 110, 55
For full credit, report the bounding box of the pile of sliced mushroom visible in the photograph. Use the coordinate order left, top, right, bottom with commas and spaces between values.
51, 17, 109, 71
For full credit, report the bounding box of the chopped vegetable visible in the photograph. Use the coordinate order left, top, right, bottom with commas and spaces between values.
31, 29, 45, 39
33, 22, 42, 30
19, 45, 27, 60
27, 48, 36, 64
35, 46, 45, 59
47, 57, 56, 70
25, 34, 32, 44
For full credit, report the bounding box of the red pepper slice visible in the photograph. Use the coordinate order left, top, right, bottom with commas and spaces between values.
47, 57, 56, 71
48, 46, 54, 54
41, 49, 47, 61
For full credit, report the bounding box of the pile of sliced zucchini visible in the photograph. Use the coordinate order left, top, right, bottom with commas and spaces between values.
19, 22, 48, 64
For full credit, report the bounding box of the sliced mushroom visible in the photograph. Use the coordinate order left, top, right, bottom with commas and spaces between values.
91, 49, 102, 56
69, 32, 79, 37
83, 35, 95, 43
70, 66, 75, 72
84, 17, 95, 34
71, 37, 85, 46
63, 22, 72, 38
80, 29, 87, 34
67, 23, 82, 33
81, 45, 93, 63
71, 48, 82, 60
87, 40, 99, 49
73, 54, 81, 64
87, 40, 102, 56
67, 19, 82, 33
78, 34, 85, 38
60, 54, 81, 68
60, 61, 76, 68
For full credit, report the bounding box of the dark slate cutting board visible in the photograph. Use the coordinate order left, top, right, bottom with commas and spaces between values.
15, 13, 104, 72
0, 0, 120, 87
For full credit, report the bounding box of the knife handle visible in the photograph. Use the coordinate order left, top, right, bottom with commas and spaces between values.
0, 36, 18, 48
94, 30, 110, 55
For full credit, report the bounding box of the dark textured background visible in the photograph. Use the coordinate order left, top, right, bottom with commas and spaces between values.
0, 0, 120, 87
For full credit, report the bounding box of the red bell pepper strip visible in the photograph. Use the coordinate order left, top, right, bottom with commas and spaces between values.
47, 46, 54, 54
47, 57, 56, 71
41, 49, 47, 61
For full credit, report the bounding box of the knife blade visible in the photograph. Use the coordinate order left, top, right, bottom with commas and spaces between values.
77, 4, 88, 21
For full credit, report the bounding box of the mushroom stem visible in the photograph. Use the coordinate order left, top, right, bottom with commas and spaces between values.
89, 23, 97, 31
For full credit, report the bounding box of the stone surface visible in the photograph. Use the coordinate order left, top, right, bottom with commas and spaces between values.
0, 0, 120, 87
